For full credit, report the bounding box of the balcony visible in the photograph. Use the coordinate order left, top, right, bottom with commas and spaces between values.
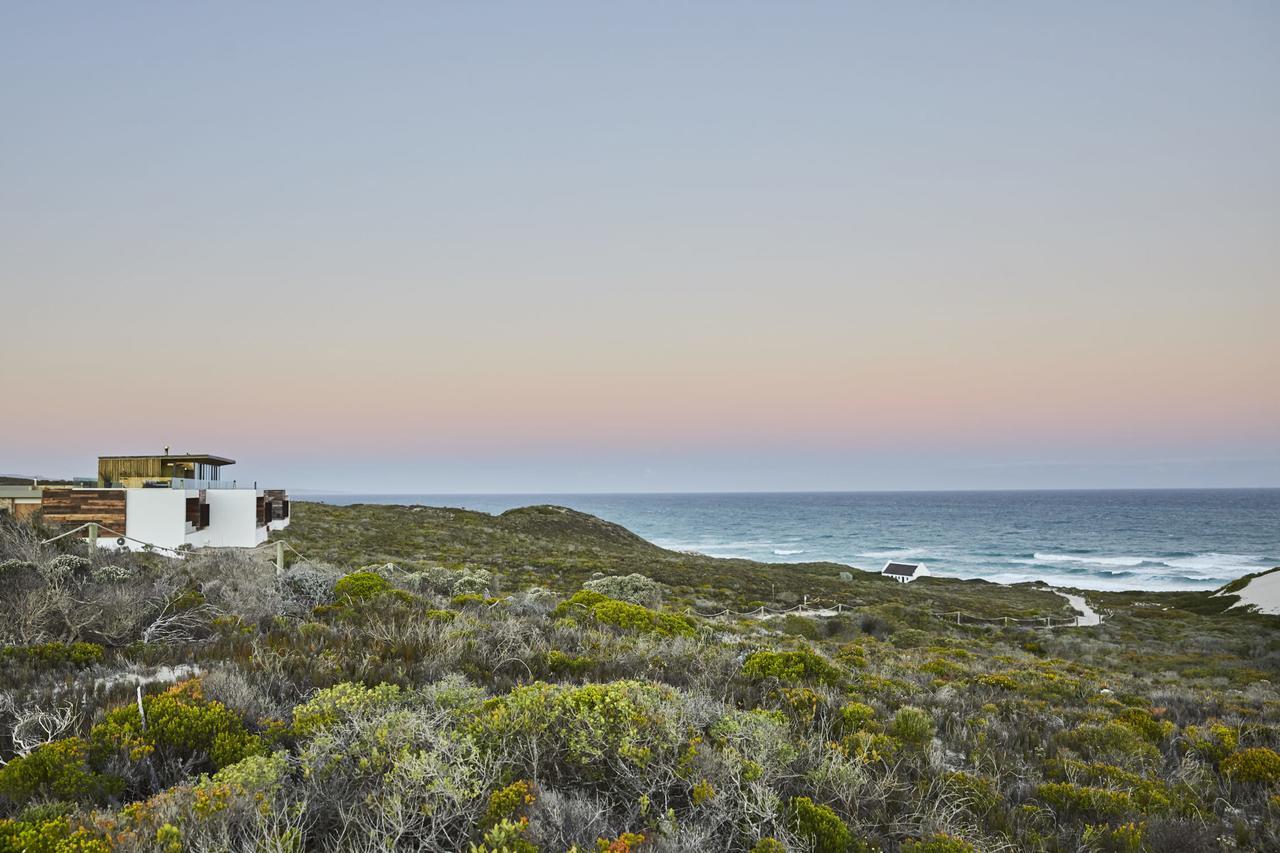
167, 478, 243, 490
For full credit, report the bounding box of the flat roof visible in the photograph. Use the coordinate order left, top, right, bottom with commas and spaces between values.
98, 454, 236, 466
0, 485, 43, 498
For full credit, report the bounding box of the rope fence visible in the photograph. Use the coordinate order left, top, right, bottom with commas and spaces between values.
692, 602, 1085, 629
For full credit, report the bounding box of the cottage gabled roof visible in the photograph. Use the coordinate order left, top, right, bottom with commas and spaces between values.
882, 561, 921, 577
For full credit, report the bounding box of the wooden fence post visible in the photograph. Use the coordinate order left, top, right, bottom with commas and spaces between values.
276, 540, 285, 575
87, 522, 98, 552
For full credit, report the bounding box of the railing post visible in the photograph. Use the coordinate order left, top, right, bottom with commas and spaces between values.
87, 522, 98, 552
276, 541, 285, 575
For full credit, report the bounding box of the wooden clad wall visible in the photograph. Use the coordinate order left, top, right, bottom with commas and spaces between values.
98, 457, 163, 485
41, 489, 127, 534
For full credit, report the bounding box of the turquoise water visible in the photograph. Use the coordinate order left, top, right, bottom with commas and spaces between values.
306, 490, 1279, 591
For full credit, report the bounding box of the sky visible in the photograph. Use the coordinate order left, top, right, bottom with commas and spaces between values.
2, 2, 1278, 492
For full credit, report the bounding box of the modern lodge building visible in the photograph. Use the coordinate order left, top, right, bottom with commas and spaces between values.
2, 452, 288, 551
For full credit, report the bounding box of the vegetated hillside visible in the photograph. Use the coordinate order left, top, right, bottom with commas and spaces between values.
1, 505, 1278, 852
285, 501, 1074, 618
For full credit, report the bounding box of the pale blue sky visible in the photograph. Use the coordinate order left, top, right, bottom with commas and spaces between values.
2, 3, 1277, 491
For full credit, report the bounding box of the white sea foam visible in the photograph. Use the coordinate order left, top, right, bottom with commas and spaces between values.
1164, 553, 1268, 571
856, 548, 929, 559
1031, 553, 1150, 567
773, 548, 806, 556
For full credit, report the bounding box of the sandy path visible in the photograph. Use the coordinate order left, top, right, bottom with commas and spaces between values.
1052, 589, 1102, 626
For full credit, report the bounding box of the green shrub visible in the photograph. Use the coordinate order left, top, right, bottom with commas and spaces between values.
742, 649, 842, 686
332, 571, 392, 602
90, 680, 262, 774
1, 643, 105, 667
472, 818, 538, 853
1080, 822, 1144, 853
291, 682, 403, 737
1115, 708, 1174, 744
554, 590, 609, 617
589, 598, 696, 638
890, 706, 934, 745
1183, 722, 1238, 764
901, 833, 977, 853
787, 796, 851, 853
483, 779, 535, 828
941, 771, 999, 818
1221, 747, 1280, 784
473, 680, 683, 775
1035, 782, 1139, 821
750, 840, 787, 853
0, 815, 110, 853
838, 702, 876, 733
0, 739, 121, 805
1057, 721, 1161, 769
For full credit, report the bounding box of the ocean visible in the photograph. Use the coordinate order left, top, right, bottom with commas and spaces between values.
304, 489, 1279, 592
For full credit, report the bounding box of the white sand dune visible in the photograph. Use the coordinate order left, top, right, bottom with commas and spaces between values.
1226, 568, 1280, 615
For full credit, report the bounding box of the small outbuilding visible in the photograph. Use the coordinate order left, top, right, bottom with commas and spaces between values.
882, 561, 928, 583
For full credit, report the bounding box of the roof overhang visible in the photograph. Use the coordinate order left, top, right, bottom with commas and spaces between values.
98, 454, 236, 466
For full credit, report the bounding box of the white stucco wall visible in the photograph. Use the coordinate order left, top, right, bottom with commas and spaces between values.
123, 489, 195, 551
202, 489, 267, 547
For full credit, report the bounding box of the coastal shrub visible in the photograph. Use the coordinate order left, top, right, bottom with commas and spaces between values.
1221, 747, 1280, 784
475, 818, 539, 853
89, 680, 262, 778
473, 680, 684, 779
554, 590, 694, 637
453, 568, 493, 597
581, 573, 664, 607
280, 564, 337, 608
901, 834, 977, 853
0, 815, 110, 853
706, 708, 797, 782
1, 642, 104, 666
0, 738, 121, 805
1035, 782, 1142, 821
1115, 708, 1174, 744
890, 706, 934, 745
406, 566, 460, 596
750, 840, 786, 853
554, 590, 608, 617
332, 571, 392, 602
1057, 721, 1162, 769
838, 701, 877, 733
589, 599, 696, 638
1183, 722, 1238, 764
741, 649, 842, 686
291, 682, 403, 737
1080, 822, 1145, 853
786, 796, 851, 853
1041, 759, 1188, 816
483, 779, 536, 827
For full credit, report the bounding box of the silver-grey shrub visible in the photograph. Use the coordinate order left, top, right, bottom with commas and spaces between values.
582, 572, 665, 607
281, 562, 339, 609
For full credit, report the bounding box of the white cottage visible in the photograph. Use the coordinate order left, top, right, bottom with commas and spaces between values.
882, 561, 928, 583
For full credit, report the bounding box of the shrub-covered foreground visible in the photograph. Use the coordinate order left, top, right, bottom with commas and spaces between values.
1, 507, 1279, 851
